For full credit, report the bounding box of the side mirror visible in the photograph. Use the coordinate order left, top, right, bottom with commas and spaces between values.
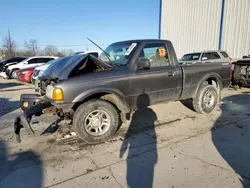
202, 57, 208, 61
137, 58, 150, 70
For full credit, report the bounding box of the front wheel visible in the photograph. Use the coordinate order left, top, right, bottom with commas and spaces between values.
192, 84, 218, 114
73, 99, 120, 144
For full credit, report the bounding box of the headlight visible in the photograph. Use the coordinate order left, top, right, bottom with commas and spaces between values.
52, 88, 64, 101
38, 70, 44, 76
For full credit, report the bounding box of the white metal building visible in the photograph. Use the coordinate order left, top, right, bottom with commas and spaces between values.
159, 0, 250, 58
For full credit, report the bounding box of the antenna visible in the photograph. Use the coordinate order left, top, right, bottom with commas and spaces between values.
87, 38, 111, 62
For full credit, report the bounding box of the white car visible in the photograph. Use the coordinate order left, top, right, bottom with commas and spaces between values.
73, 50, 102, 57
6, 56, 58, 79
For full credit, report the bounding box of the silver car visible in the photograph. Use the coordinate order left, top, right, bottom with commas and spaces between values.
179, 50, 232, 64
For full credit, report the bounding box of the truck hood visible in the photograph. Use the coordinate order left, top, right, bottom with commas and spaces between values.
41, 54, 114, 81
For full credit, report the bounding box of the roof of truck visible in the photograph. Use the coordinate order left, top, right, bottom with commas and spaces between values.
113, 39, 170, 44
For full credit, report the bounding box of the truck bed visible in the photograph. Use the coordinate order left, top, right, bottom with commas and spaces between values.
180, 62, 231, 99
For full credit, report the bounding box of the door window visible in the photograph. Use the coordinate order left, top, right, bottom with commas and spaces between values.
39, 58, 54, 63
139, 43, 170, 67
28, 58, 39, 64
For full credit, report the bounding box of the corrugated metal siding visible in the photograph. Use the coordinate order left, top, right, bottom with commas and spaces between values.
161, 0, 222, 58
222, 0, 250, 58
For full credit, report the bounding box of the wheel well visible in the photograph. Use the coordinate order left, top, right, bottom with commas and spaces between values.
10, 68, 19, 74
72, 92, 127, 113
204, 77, 222, 101
11, 68, 19, 72
205, 77, 222, 90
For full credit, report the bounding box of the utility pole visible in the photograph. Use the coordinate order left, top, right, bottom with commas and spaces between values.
8, 29, 13, 57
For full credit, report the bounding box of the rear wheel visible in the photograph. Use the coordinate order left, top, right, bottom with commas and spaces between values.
73, 99, 120, 144
193, 84, 218, 114
11, 69, 19, 79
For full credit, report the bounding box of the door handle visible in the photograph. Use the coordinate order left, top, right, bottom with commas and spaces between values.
168, 71, 175, 76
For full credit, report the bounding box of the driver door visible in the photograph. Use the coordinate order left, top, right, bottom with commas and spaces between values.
130, 43, 180, 108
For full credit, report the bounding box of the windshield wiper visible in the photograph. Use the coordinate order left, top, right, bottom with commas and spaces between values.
87, 38, 112, 63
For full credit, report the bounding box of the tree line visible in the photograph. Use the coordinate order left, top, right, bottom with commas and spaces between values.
0, 30, 75, 60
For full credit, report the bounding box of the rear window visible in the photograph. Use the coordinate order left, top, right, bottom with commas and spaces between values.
202, 52, 221, 60
5, 57, 26, 63
210, 52, 221, 59
220, 51, 229, 58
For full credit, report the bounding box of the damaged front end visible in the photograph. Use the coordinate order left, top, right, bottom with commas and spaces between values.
14, 54, 114, 142
15, 75, 61, 142
14, 101, 51, 142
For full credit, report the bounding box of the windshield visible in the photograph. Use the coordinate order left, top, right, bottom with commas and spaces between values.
99, 41, 138, 65
45, 59, 56, 65
180, 53, 201, 61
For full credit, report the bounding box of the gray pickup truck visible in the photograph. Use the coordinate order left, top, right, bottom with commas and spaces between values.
14, 39, 231, 144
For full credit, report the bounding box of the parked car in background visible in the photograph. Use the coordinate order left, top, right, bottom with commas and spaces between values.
179, 50, 232, 64
31, 59, 56, 84
17, 66, 36, 83
6, 56, 58, 79
15, 39, 231, 144
0, 57, 26, 69
0, 57, 26, 78
73, 50, 102, 57
242, 54, 250, 59
231, 57, 250, 88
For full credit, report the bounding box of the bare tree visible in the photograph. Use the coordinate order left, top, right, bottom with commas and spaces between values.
24, 39, 38, 56
67, 49, 75, 55
43, 45, 58, 56
2, 29, 17, 58
61, 49, 75, 56
0, 48, 4, 60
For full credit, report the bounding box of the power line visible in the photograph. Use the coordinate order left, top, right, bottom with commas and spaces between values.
18, 44, 109, 47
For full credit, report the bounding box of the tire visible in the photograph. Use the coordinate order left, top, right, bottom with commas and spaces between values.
11, 69, 19, 79
73, 99, 120, 144
192, 84, 218, 114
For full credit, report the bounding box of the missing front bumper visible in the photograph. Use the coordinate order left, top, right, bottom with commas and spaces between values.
14, 102, 51, 143
20, 94, 44, 110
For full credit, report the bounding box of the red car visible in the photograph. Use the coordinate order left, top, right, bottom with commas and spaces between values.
17, 67, 36, 83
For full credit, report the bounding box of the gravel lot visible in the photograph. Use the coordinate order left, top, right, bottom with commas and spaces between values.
0, 77, 250, 188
